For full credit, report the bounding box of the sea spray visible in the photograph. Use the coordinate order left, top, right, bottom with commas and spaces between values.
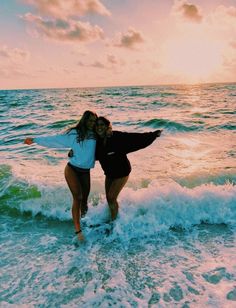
2, 166, 235, 237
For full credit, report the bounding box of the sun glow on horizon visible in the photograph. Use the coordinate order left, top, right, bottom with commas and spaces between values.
163, 34, 224, 83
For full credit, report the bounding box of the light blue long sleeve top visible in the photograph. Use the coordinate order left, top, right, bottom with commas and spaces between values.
34, 129, 96, 169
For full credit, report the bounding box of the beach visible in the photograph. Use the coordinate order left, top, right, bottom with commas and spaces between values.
0, 83, 236, 307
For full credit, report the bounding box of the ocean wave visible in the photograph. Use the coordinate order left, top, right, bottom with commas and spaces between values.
47, 119, 76, 129
142, 119, 199, 131
137, 118, 235, 132
213, 124, 236, 131
13, 123, 39, 131
128, 91, 177, 98
98, 87, 177, 98
1, 165, 235, 234
99, 89, 124, 96
175, 173, 236, 187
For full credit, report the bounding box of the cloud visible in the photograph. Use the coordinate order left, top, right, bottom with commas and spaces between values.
114, 28, 145, 49
77, 60, 105, 68
71, 46, 88, 56
62, 68, 77, 74
217, 5, 236, 16
222, 57, 236, 79
22, 0, 111, 18
226, 6, 236, 17
107, 54, 117, 65
77, 54, 125, 70
206, 5, 236, 39
22, 13, 104, 42
0, 45, 30, 62
211, 5, 236, 22
0, 67, 31, 78
77, 61, 86, 67
173, 0, 203, 23
230, 41, 236, 49
107, 54, 126, 67
90, 61, 106, 68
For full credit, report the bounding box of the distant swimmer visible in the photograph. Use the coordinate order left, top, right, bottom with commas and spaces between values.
24, 110, 98, 243
95, 116, 162, 221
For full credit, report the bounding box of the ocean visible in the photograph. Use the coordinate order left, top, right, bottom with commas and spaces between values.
0, 83, 235, 307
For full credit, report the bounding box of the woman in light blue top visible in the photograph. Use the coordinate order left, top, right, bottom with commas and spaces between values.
24, 110, 98, 242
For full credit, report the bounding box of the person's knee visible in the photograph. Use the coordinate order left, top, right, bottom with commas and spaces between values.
72, 194, 83, 203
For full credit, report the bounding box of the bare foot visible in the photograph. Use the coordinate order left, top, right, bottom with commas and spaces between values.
77, 231, 85, 242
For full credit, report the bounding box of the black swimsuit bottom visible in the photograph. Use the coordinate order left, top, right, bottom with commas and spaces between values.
67, 162, 90, 174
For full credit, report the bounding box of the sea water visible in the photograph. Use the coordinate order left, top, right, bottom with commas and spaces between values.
0, 83, 235, 307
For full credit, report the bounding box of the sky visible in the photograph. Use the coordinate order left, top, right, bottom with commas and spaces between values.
0, 0, 236, 90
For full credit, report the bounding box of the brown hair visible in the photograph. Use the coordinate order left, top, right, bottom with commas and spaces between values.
96, 116, 113, 144
96, 116, 112, 129
67, 110, 97, 141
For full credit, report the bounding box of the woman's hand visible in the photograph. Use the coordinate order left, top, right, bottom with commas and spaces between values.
24, 138, 34, 145
68, 149, 74, 157
155, 130, 162, 137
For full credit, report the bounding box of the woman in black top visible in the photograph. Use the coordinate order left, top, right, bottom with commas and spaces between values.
95, 116, 162, 220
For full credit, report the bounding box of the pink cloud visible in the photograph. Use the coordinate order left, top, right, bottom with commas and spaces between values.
211, 5, 236, 21
173, 0, 203, 23
230, 41, 236, 49
107, 54, 117, 65
226, 6, 236, 17
223, 57, 236, 77
77, 61, 86, 67
107, 54, 125, 67
90, 61, 106, 68
77, 60, 105, 68
22, 0, 111, 18
0, 45, 30, 61
22, 13, 104, 42
77, 55, 125, 70
206, 5, 236, 38
0, 66, 33, 78
114, 28, 145, 49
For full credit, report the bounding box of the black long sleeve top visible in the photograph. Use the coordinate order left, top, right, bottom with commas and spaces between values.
96, 130, 159, 179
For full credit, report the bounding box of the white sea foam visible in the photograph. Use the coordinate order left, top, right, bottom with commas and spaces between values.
15, 180, 236, 236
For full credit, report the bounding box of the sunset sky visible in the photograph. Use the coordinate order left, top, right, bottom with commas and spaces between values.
0, 0, 236, 90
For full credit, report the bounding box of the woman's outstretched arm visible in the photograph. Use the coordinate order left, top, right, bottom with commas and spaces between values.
117, 129, 162, 154
24, 132, 75, 148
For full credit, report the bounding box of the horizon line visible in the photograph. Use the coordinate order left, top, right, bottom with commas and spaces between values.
1, 81, 236, 92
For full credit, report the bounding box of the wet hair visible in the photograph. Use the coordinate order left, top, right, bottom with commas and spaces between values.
96, 116, 112, 129
67, 110, 97, 141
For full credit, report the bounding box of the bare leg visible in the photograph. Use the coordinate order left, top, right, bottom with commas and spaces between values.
105, 176, 129, 220
79, 172, 91, 217
64, 164, 85, 241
